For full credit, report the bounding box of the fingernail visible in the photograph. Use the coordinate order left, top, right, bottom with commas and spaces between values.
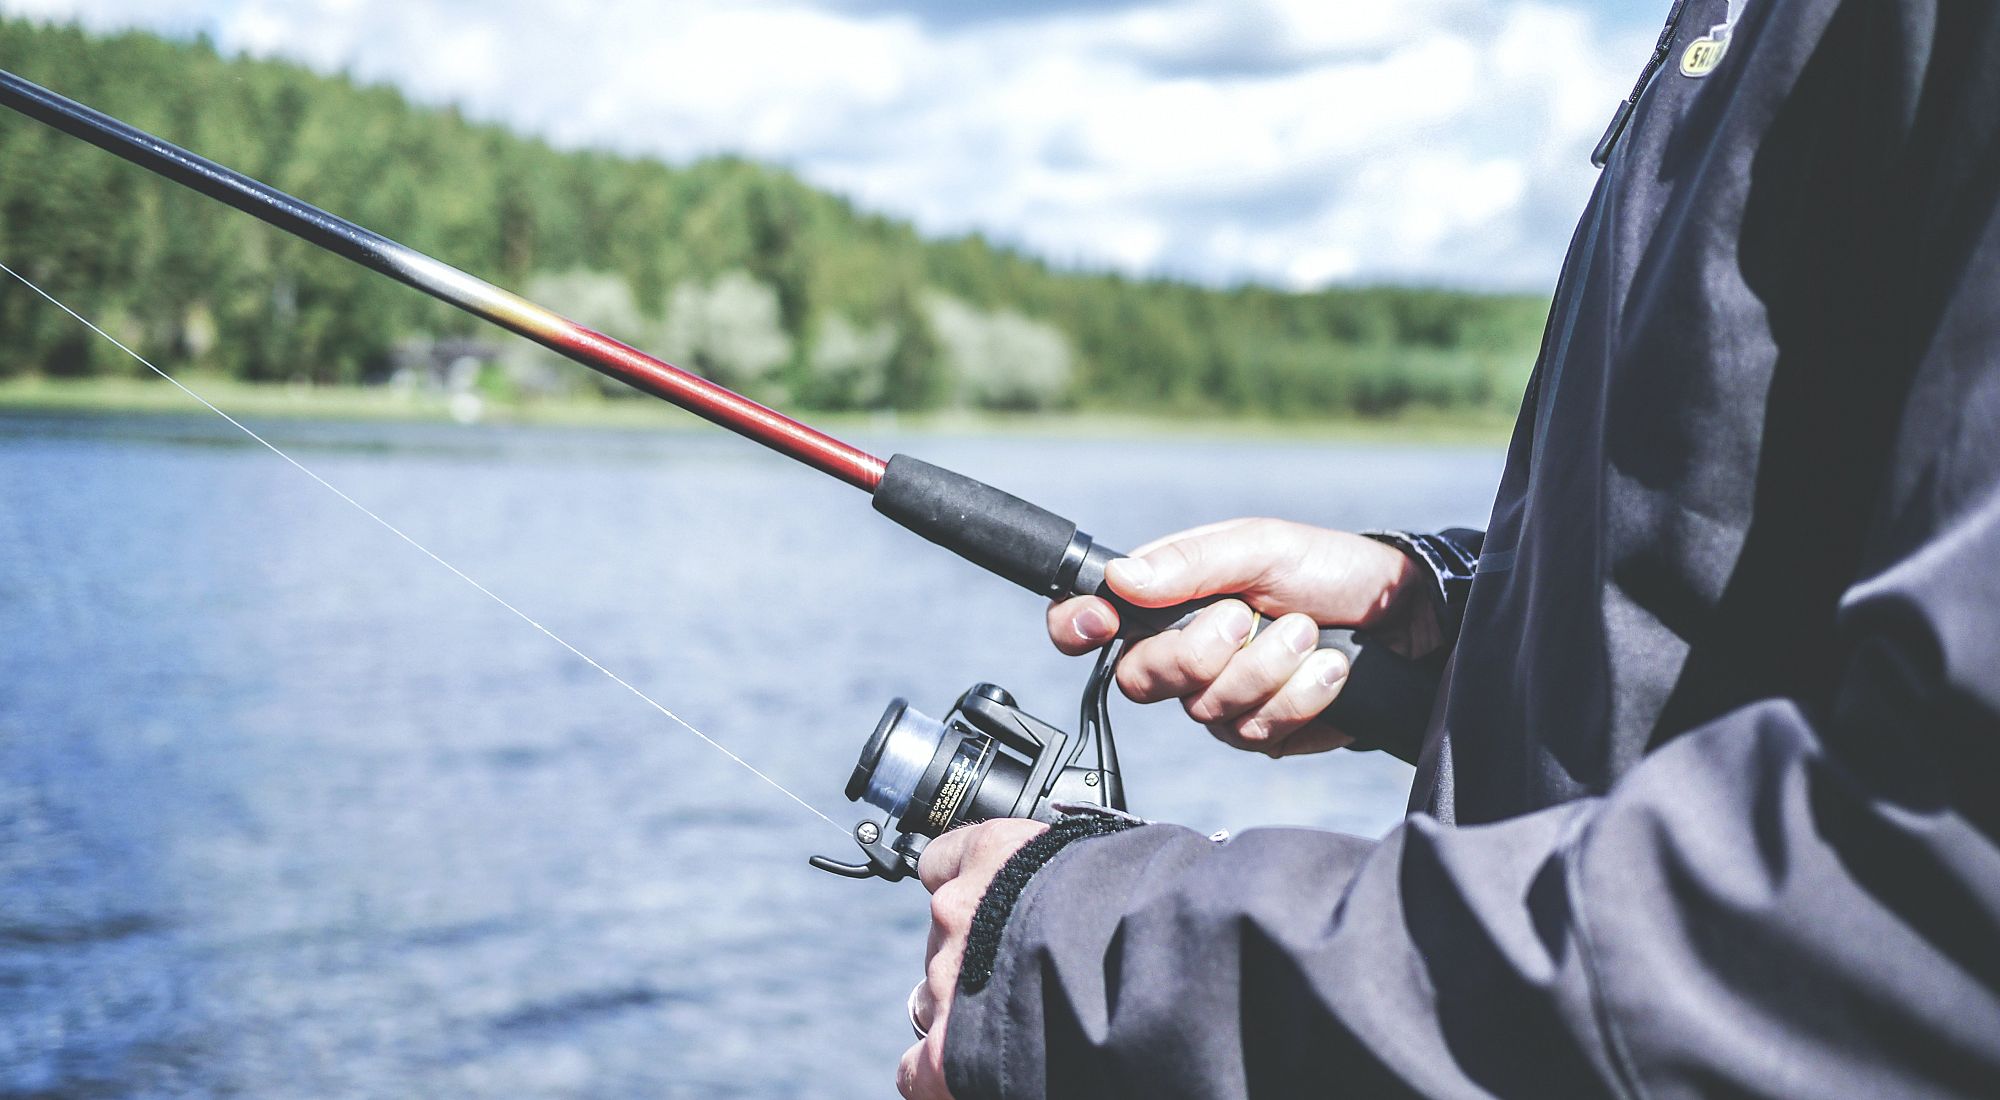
1074, 605, 1113, 641
1284, 617, 1317, 655
1107, 557, 1154, 590
1214, 603, 1254, 645
1316, 650, 1350, 687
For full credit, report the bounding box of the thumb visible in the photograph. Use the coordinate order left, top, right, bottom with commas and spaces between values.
1104, 527, 1289, 608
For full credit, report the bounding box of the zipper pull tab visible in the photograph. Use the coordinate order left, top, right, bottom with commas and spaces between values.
1593, 0, 1696, 168
1591, 99, 1635, 169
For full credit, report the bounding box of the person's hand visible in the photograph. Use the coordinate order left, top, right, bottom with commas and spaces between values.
898, 818, 1048, 1100
1046, 519, 1431, 757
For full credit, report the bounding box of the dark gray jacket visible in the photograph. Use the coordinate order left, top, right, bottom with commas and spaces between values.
944, 1, 2000, 1096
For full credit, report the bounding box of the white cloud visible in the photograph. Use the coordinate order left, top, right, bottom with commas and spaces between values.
0, 0, 1657, 290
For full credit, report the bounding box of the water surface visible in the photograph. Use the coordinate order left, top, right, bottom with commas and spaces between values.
0, 412, 1502, 1098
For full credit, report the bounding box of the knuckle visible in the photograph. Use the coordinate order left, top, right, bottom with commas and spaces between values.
1261, 690, 1317, 727
1226, 671, 1283, 714
1185, 691, 1225, 724
1241, 519, 1289, 577
969, 823, 1013, 861
928, 886, 965, 929
932, 879, 979, 927
1116, 659, 1160, 702
915, 832, 960, 889
1118, 639, 1188, 701
1174, 640, 1221, 689
1254, 621, 1313, 675
1235, 712, 1295, 759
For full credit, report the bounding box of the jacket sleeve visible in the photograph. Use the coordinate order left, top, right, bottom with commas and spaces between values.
944, 471, 2000, 1097
1362, 528, 1484, 648
1323, 528, 1482, 764
942, 20, 2000, 1099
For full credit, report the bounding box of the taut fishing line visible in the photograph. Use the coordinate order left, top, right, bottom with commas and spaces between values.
0, 257, 846, 836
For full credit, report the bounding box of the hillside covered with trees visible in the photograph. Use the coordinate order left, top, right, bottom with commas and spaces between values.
0, 19, 1551, 419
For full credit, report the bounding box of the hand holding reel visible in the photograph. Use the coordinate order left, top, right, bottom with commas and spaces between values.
811, 608, 1432, 884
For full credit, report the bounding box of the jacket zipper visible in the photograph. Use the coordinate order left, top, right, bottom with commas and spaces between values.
1590, 0, 1693, 167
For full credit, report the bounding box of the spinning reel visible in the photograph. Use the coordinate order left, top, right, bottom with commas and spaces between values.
810, 641, 1127, 883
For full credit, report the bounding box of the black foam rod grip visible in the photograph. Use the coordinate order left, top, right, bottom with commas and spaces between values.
872, 455, 1080, 595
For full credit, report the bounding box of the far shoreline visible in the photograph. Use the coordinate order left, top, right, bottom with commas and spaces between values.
0, 374, 1518, 447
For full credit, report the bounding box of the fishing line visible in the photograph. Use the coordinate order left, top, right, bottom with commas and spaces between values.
1, 258, 846, 836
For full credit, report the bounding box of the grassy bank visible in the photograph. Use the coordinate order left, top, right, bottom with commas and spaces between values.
0, 373, 1519, 446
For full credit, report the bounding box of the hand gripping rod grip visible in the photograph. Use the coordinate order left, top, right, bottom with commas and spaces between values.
870, 455, 1439, 760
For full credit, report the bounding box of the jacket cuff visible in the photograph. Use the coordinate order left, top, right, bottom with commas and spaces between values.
1361, 528, 1483, 643
944, 821, 1196, 1100
960, 810, 1146, 993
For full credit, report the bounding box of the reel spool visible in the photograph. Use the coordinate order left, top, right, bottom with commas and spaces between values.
811, 643, 1126, 883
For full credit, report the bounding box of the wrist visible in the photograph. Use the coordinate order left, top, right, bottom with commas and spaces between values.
1360, 530, 1472, 658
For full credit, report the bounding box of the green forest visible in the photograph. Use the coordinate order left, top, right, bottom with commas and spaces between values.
0, 19, 1551, 419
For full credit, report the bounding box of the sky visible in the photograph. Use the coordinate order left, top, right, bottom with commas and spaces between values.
0, 0, 1668, 291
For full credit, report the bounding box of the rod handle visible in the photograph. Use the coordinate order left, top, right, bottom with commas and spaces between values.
872, 455, 1441, 760
872, 454, 1080, 596
1079, 542, 1440, 762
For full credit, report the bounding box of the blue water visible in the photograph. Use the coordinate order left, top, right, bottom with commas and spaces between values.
0, 412, 1502, 1098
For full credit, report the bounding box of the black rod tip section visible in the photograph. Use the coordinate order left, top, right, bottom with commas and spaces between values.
872, 454, 1080, 597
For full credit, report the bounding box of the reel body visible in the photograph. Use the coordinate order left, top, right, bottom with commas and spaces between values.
812, 647, 1126, 882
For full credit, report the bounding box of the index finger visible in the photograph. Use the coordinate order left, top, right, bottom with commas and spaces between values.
917, 825, 976, 893
1107, 520, 1301, 610
1128, 517, 1258, 559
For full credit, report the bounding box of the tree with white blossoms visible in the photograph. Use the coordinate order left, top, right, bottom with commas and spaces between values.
923, 291, 1074, 410
806, 313, 900, 409
660, 270, 794, 390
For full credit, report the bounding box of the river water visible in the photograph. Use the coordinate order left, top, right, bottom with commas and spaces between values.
0, 411, 1502, 1098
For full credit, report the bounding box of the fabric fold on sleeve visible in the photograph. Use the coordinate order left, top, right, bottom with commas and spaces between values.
945, 675, 2000, 1099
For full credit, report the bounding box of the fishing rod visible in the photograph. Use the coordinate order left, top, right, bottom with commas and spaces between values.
0, 68, 1437, 882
